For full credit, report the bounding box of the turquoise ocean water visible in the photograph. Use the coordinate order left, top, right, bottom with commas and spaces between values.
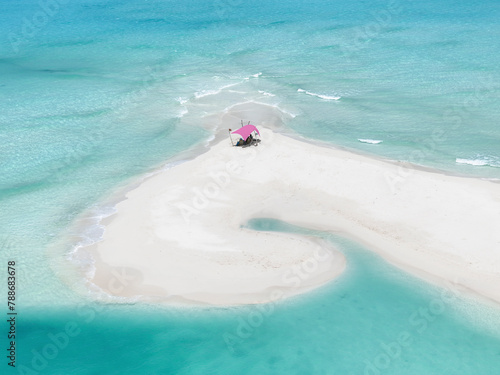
1, 0, 500, 373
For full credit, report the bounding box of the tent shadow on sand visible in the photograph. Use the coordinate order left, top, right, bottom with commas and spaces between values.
240, 138, 261, 148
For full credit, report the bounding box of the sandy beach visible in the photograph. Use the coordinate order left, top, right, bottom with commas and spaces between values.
83, 124, 500, 306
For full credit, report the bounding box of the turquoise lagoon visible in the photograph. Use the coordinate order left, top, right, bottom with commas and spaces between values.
1, 0, 500, 373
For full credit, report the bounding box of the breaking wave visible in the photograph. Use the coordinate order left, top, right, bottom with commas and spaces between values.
297, 88, 340, 100
358, 139, 383, 144
456, 156, 500, 168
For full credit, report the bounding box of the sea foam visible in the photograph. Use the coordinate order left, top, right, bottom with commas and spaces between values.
259, 90, 276, 97
194, 82, 240, 99
456, 156, 499, 168
298, 88, 340, 100
358, 139, 383, 144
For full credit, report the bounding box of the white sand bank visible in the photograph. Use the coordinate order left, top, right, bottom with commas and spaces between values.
84, 126, 500, 306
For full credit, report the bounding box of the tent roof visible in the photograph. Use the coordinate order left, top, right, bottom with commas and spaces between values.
231, 124, 260, 139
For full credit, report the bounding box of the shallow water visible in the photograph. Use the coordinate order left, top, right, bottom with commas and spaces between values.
1, 0, 500, 373
14, 219, 500, 374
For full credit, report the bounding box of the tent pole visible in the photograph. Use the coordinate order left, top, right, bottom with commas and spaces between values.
228, 129, 234, 146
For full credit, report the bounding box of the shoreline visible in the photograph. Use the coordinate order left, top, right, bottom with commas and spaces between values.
72, 123, 500, 306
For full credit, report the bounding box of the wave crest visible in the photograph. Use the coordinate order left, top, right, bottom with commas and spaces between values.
456, 156, 500, 168
297, 88, 340, 101
358, 139, 383, 144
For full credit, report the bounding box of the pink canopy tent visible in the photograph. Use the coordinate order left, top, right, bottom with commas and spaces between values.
231, 124, 260, 139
